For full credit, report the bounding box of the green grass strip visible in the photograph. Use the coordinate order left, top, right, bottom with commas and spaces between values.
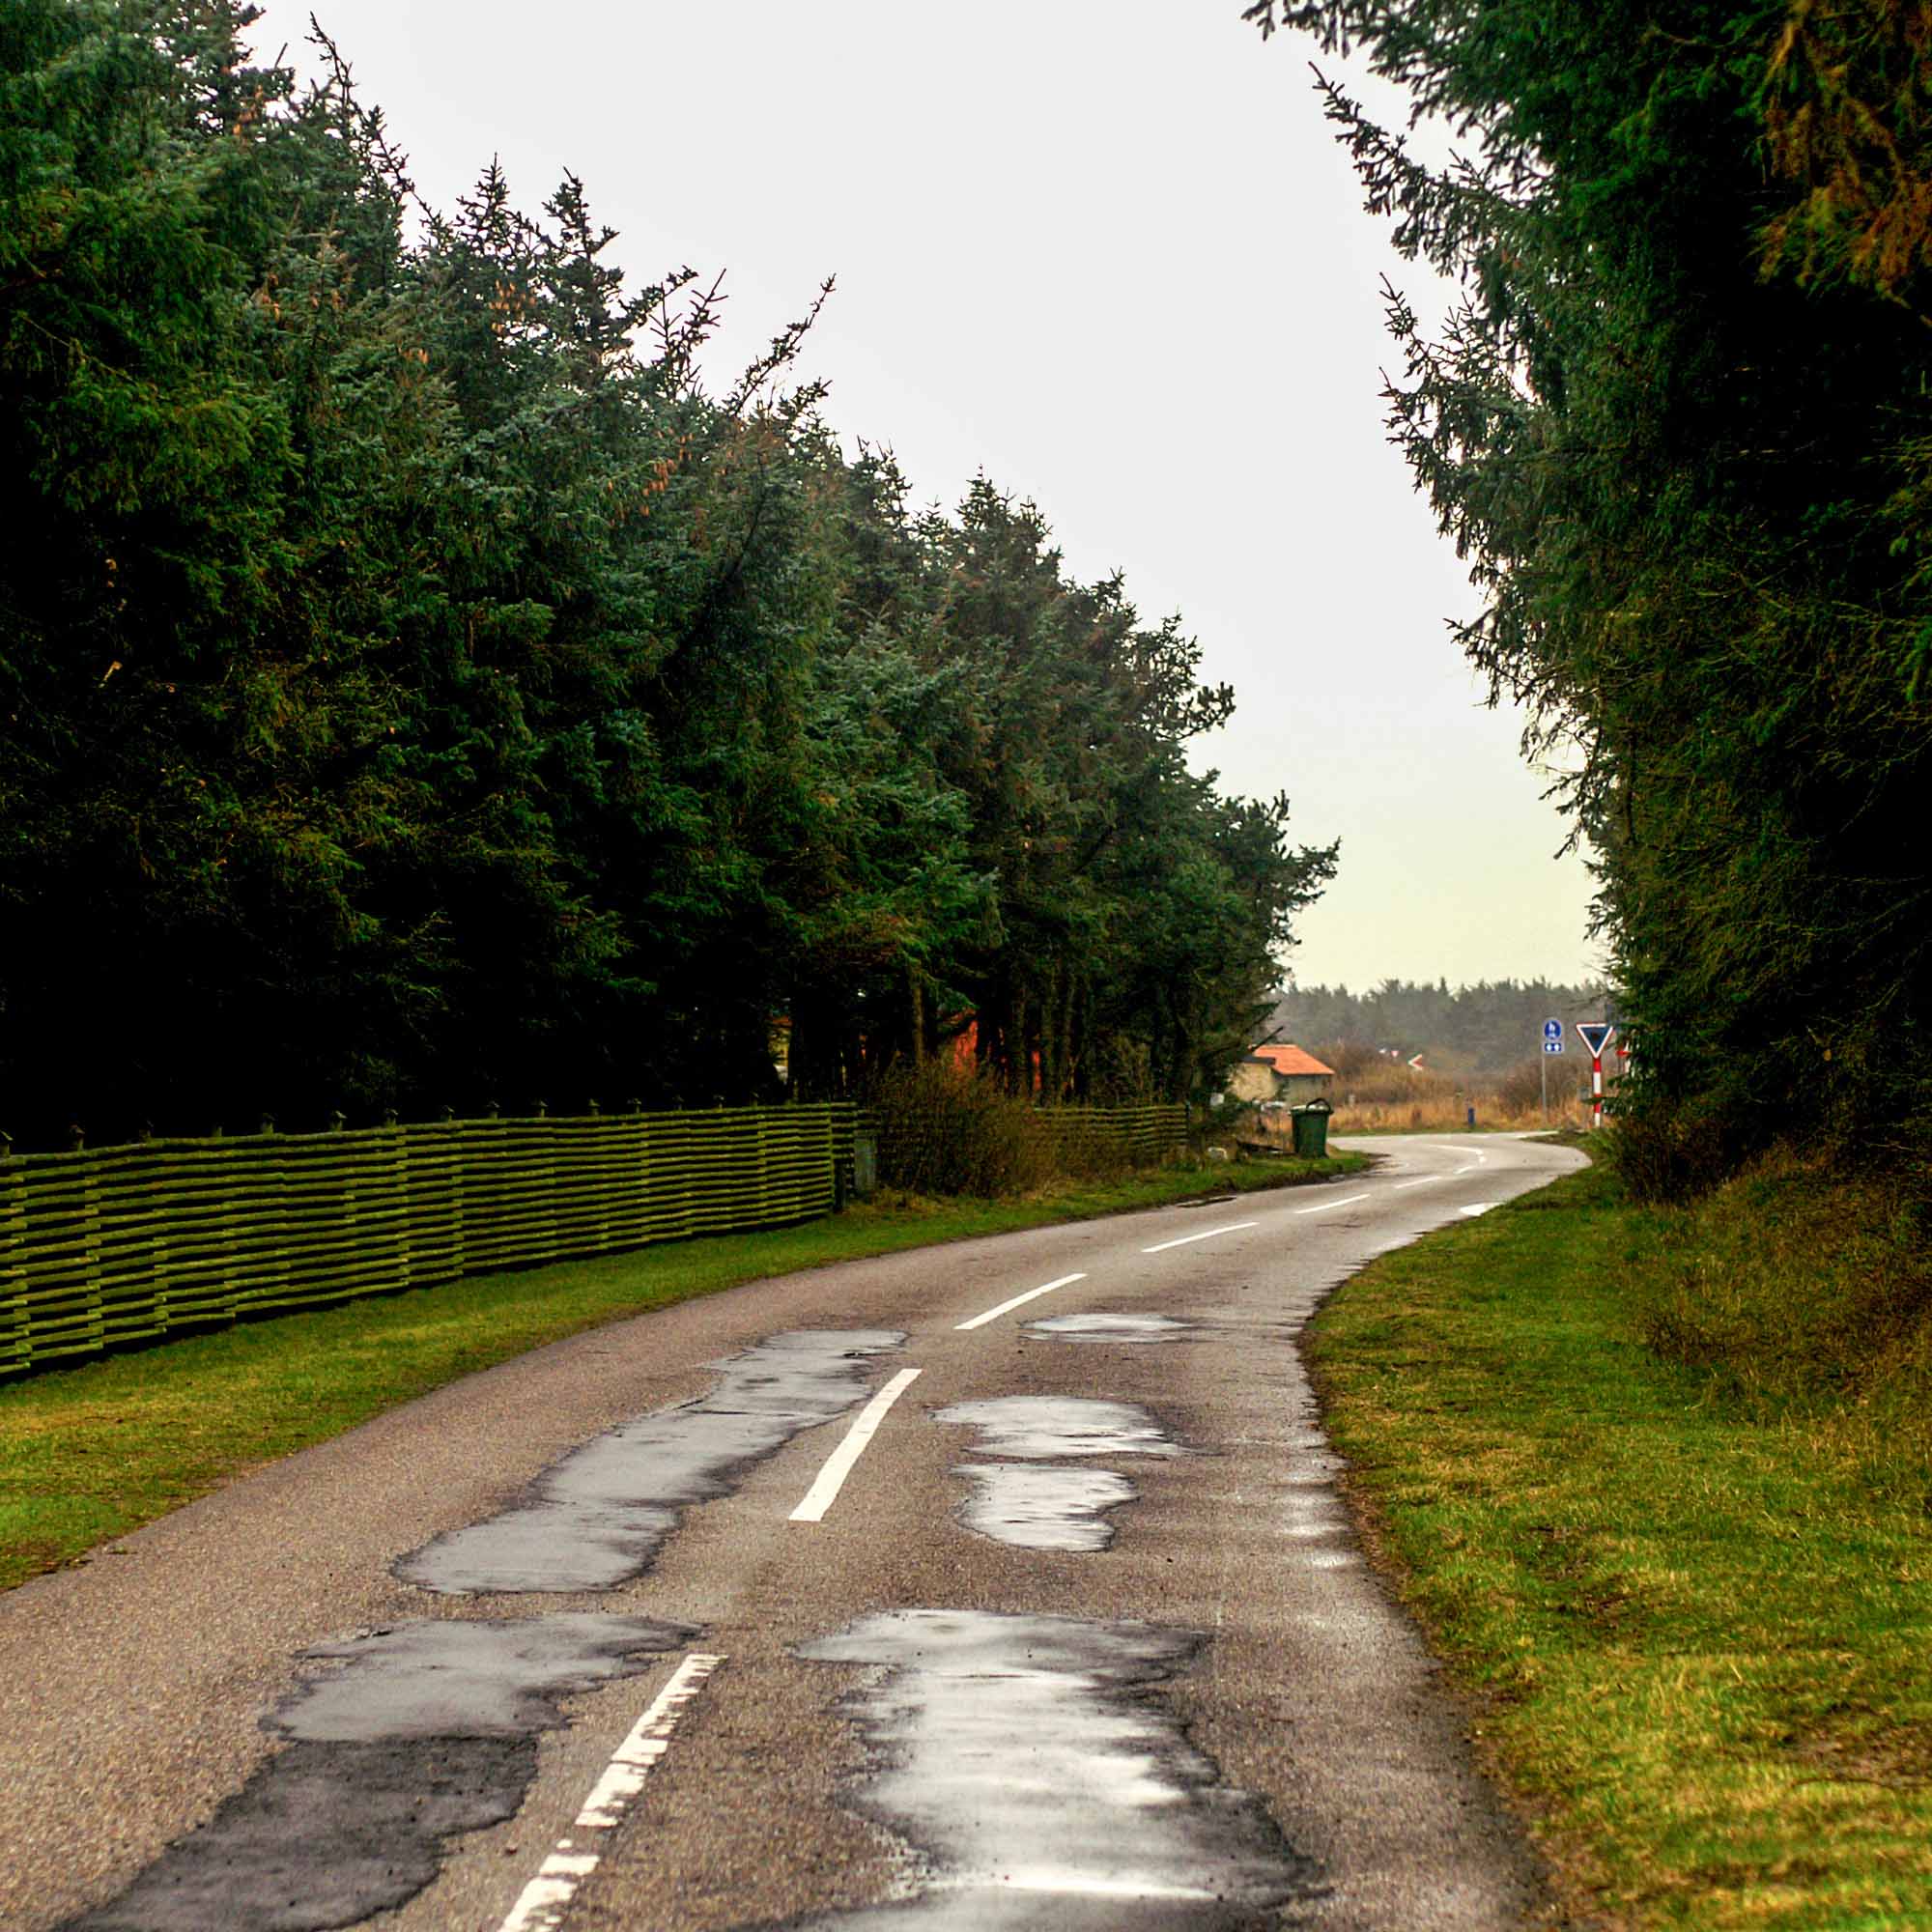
0, 1151, 1359, 1594
1310, 1156, 1932, 1930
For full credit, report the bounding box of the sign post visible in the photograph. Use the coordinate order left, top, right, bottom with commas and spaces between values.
1540, 1019, 1563, 1122
1577, 1022, 1616, 1128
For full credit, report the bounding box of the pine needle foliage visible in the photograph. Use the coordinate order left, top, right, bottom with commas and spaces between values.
1247, 0, 1932, 1184
0, 3, 1334, 1146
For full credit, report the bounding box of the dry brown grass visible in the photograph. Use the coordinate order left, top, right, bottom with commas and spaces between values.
1329, 1094, 1588, 1133
1296, 1044, 1610, 1135
1248, 1094, 1590, 1138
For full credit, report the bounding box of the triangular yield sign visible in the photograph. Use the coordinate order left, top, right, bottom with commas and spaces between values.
1577, 1022, 1616, 1056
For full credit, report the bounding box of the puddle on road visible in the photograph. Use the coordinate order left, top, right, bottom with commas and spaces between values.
791, 1609, 1315, 1929
399, 1329, 903, 1593
933, 1396, 1180, 1463
1022, 1311, 1194, 1344
936, 1397, 1179, 1553
70, 1615, 692, 1932
952, 1465, 1138, 1551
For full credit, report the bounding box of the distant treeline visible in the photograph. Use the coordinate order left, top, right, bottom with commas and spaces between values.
1271, 980, 1601, 1073
0, 2, 1334, 1150
1249, 1, 1932, 1181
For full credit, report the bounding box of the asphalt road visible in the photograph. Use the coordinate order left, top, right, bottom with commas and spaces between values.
0, 1132, 1586, 1932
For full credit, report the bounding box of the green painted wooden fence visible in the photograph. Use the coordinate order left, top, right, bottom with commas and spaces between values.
1036, 1102, 1188, 1169
0, 1104, 855, 1377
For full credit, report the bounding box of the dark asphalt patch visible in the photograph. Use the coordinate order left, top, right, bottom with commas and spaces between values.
790, 1608, 1318, 1929
71, 1736, 532, 1932
67, 1615, 691, 1932
280, 1616, 695, 1740
398, 1328, 905, 1592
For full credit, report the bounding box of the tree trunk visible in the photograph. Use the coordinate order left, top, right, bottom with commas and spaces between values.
906, 966, 926, 1065
1038, 960, 1063, 1104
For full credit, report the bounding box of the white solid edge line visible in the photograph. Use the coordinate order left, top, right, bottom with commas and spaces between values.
1141, 1221, 1258, 1254
788, 1368, 923, 1521
954, 1273, 1086, 1332
497, 1651, 724, 1932
1293, 1192, 1373, 1215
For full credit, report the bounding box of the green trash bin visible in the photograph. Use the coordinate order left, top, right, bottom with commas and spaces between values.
1291, 1097, 1333, 1158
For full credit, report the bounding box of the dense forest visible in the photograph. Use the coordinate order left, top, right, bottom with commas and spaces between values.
0, 0, 1334, 1150
1249, 0, 1932, 1181
1272, 979, 1602, 1072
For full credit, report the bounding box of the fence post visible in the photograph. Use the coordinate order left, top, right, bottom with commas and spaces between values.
146, 1135, 170, 1337
0, 1138, 23, 1375
79, 1149, 105, 1357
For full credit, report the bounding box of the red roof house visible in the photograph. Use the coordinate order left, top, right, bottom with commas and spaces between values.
1229, 1042, 1336, 1105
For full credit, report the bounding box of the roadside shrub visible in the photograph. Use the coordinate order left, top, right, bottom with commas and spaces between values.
1318, 1047, 1449, 1108
1042, 1116, 1139, 1181
869, 1061, 1054, 1198
1311, 1037, 1382, 1086
1493, 1058, 1548, 1115
1636, 1149, 1932, 1484
1605, 1097, 1739, 1204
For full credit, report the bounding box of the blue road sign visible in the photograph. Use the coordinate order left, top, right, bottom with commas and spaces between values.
1542, 1018, 1563, 1042
1544, 1039, 1564, 1055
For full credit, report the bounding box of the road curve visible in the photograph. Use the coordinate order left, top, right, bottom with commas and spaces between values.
0, 1132, 1585, 1932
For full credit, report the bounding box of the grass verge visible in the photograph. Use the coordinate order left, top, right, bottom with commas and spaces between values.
1310, 1151, 1932, 1930
0, 1150, 1362, 1595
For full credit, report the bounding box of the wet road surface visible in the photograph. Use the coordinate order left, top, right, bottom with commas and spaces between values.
789, 1609, 1316, 1928
75, 1618, 694, 1932
400, 1331, 905, 1594
0, 1133, 1584, 1931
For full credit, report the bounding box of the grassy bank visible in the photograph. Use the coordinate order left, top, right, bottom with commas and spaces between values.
0, 1151, 1360, 1595
1311, 1149, 1932, 1929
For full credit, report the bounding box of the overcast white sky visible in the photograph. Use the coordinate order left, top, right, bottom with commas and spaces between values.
270, 0, 1600, 993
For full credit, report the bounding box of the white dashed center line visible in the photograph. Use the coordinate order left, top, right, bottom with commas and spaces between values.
497, 1651, 723, 1932
954, 1273, 1087, 1332
1293, 1192, 1372, 1215
1141, 1222, 1257, 1254
789, 1368, 923, 1521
